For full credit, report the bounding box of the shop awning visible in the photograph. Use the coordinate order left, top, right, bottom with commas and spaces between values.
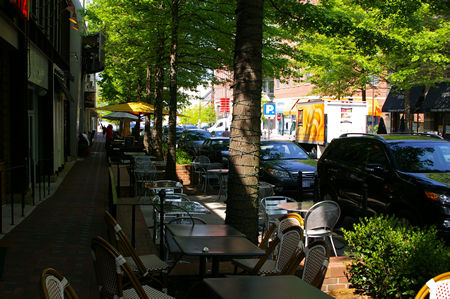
421, 82, 450, 112
382, 86, 424, 113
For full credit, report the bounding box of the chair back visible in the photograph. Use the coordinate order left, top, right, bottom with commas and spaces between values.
275, 226, 304, 273
91, 236, 149, 299
302, 240, 330, 288
194, 155, 210, 164
253, 226, 303, 274
103, 210, 147, 276
40, 268, 78, 299
260, 196, 296, 219
415, 272, 450, 299
259, 213, 303, 249
304, 200, 340, 232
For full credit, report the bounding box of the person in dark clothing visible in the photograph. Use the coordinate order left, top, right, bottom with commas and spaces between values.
105, 124, 114, 149
377, 117, 387, 134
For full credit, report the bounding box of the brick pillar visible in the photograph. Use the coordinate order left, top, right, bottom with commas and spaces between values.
321, 256, 351, 293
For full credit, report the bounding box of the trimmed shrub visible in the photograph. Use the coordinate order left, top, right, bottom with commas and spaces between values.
342, 215, 449, 298
176, 148, 192, 164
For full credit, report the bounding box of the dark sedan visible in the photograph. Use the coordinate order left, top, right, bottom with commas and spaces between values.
222, 140, 317, 199
198, 137, 230, 163
178, 129, 212, 156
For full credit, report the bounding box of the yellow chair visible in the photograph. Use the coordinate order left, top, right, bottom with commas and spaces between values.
415, 272, 450, 299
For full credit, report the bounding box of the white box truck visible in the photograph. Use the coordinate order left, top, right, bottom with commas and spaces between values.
295, 99, 369, 157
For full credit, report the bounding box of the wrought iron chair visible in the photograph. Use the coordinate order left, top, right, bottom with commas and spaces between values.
40, 268, 78, 299
90, 236, 174, 299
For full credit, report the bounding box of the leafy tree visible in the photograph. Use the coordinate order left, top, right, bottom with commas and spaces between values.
180, 104, 216, 125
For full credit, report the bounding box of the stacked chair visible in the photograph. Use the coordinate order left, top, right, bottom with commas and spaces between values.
104, 210, 169, 292
40, 268, 78, 299
90, 236, 174, 299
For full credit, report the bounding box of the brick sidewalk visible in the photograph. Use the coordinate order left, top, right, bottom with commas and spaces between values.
0, 134, 109, 298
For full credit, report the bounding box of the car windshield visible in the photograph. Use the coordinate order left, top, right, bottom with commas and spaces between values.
186, 130, 211, 141
389, 141, 450, 172
261, 142, 309, 160
211, 139, 229, 150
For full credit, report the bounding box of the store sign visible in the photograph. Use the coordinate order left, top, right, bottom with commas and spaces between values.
220, 98, 230, 113
10, 0, 28, 19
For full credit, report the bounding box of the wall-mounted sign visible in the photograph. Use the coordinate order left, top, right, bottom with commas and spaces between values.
11, 0, 28, 19
220, 98, 230, 113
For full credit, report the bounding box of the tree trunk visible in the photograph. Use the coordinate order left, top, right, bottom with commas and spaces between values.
143, 66, 153, 153
153, 31, 166, 159
166, 0, 179, 181
404, 89, 411, 132
225, 0, 263, 243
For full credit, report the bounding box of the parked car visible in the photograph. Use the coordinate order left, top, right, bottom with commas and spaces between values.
317, 133, 450, 240
222, 140, 317, 199
198, 137, 230, 163
178, 129, 212, 156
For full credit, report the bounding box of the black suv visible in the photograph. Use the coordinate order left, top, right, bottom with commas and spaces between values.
317, 133, 449, 240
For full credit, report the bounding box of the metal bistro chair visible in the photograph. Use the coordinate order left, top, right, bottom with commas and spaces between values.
151, 192, 191, 242
40, 268, 78, 299
260, 196, 297, 237
164, 216, 207, 265
90, 236, 174, 299
303, 200, 341, 256
104, 211, 169, 291
192, 155, 210, 190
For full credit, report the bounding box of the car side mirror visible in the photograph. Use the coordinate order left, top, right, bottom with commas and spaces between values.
366, 163, 387, 176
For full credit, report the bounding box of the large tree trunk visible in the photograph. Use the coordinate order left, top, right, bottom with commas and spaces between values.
166, 0, 180, 181
144, 66, 153, 153
153, 31, 166, 159
225, 0, 263, 243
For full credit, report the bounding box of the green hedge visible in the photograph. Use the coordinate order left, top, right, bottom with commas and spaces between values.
342, 215, 450, 298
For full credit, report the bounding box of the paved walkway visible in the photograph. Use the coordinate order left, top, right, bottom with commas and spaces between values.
0, 134, 109, 298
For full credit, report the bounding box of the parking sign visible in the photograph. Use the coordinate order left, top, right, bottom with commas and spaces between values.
264, 103, 276, 116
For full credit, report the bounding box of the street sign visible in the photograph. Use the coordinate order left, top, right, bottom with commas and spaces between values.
264, 103, 276, 116
277, 114, 281, 121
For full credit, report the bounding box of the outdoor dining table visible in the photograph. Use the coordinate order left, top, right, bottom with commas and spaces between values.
172, 236, 265, 277
277, 201, 315, 216
165, 224, 245, 237
144, 180, 183, 195
203, 275, 333, 299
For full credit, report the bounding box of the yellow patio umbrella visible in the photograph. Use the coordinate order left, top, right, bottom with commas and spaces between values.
92, 101, 170, 114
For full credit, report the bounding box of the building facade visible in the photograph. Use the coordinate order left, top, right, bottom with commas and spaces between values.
0, 0, 98, 206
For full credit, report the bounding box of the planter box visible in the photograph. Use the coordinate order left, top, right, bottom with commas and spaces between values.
176, 164, 193, 186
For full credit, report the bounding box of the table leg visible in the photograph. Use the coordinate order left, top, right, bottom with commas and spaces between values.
212, 257, 220, 276
199, 256, 206, 277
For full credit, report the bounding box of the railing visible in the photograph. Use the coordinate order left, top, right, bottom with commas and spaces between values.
0, 158, 52, 234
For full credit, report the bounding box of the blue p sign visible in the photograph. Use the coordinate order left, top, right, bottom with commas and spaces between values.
264, 103, 276, 116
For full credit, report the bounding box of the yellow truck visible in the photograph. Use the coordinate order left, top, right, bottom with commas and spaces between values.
295, 99, 371, 157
